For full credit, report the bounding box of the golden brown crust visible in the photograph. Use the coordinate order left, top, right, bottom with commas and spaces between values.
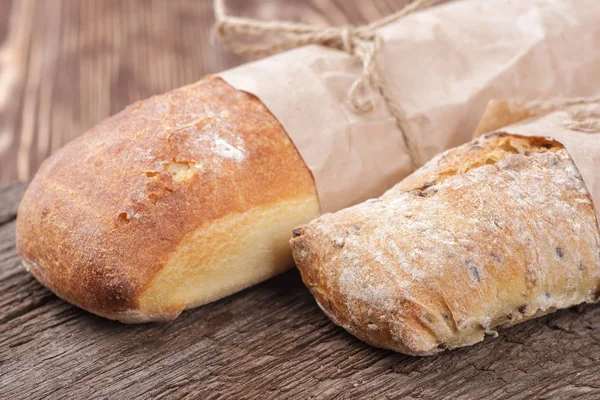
291, 134, 600, 355
16, 76, 317, 320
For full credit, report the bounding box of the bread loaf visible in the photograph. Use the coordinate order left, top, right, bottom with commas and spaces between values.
290, 134, 600, 355
16, 76, 320, 322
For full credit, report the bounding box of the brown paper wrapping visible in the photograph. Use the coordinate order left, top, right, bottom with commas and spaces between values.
218, 0, 600, 213
475, 99, 600, 225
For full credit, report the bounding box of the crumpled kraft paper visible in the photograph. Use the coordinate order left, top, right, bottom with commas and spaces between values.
218, 0, 600, 213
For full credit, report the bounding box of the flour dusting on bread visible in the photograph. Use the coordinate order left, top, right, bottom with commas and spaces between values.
291, 134, 600, 355
212, 137, 245, 161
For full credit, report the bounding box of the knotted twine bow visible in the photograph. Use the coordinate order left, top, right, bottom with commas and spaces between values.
213, 0, 443, 169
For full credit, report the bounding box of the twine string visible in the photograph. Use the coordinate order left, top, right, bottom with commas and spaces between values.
213, 0, 442, 169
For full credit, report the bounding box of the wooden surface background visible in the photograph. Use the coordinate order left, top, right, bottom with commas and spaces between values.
0, 0, 418, 185
1, 1, 600, 399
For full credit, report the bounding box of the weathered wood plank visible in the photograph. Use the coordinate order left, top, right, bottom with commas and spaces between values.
0, 0, 416, 186
1, 182, 599, 399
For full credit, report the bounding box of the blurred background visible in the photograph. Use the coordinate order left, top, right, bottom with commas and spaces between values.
0, 0, 414, 186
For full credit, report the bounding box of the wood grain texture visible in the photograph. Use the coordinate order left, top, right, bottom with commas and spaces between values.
1, 183, 600, 399
0, 0, 415, 185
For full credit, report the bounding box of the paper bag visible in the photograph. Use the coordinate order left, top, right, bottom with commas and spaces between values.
218, 0, 600, 213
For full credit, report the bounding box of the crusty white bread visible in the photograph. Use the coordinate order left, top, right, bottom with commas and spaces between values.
290, 134, 600, 355
17, 76, 320, 322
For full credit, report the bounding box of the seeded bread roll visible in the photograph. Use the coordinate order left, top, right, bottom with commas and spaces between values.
290, 134, 600, 356
16, 76, 320, 322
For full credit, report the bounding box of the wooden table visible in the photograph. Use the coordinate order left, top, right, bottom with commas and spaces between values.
1, 1, 599, 399
0, 0, 423, 185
